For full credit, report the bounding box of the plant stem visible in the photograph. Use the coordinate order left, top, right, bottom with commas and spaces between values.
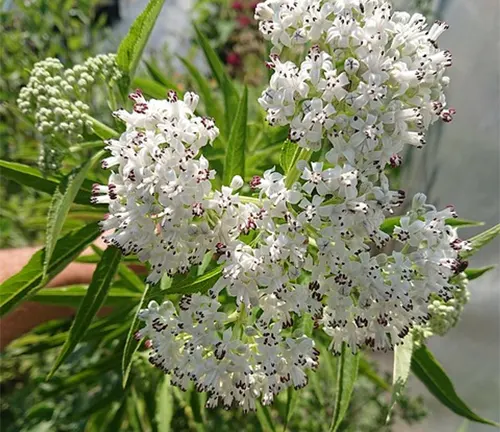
85, 114, 119, 140
285, 147, 312, 189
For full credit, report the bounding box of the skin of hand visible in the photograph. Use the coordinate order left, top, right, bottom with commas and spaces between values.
0, 238, 145, 351
0, 246, 99, 350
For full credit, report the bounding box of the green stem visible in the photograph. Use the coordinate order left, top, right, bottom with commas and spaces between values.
285, 147, 312, 189
85, 114, 119, 140
239, 195, 262, 206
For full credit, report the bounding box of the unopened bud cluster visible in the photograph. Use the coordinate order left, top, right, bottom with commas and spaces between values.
17, 54, 121, 170
413, 273, 470, 343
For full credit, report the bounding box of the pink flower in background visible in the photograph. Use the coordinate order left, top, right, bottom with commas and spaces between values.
231, 1, 244, 11
226, 51, 242, 66
237, 14, 252, 27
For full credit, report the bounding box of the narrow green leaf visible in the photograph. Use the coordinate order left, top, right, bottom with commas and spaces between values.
8, 308, 129, 356
48, 246, 122, 378
464, 265, 496, 281
284, 147, 311, 189
193, 23, 239, 136
358, 357, 391, 391
223, 75, 240, 137
166, 266, 222, 296
122, 283, 152, 387
412, 345, 499, 427
280, 140, 300, 174
266, 126, 289, 146
156, 376, 174, 432
43, 151, 103, 281
179, 56, 225, 135
0, 222, 101, 316
448, 219, 485, 228
380, 216, 484, 235
461, 223, 500, 259
144, 60, 181, 92
283, 387, 297, 431
329, 343, 360, 432
223, 86, 247, 185
90, 243, 144, 293
256, 403, 276, 432
85, 115, 118, 139
69, 140, 106, 153
132, 77, 169, 99
0, 160, 93, 205
386, 334, 413, 423
189, 390, 206, 426
193, 24, 226, 87
107, 400, 127, 431
31, 285, 140, 307
118, 263, 146, 293
116, 0, 166, 77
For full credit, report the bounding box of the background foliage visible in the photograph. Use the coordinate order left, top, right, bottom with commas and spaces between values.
0, 0, 498, 431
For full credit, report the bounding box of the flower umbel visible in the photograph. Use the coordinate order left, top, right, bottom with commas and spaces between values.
92, 0, 470, 413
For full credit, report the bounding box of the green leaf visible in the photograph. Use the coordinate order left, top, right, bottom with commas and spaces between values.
166, 266, 222, 296
461, 223, 500, 259
193, 23, 239, 136
156, 376, 174, 432
412, 345, 499, 427
448, 219, 485, 228
223, 87, 247, 185
144, 60, 181, 92
358, 357, 391, 391
0, 222, 101, 317
386, 334, 413, 423
116, 0, 166, 77
31, 285, 140, 307
0, 160, 93, 205
118, 263, 146, 293
283, 387, 297, 431
464, 265, 496, 281
329, 343, 360, 432
255, 403, 276, 432
9, 309, 129, 356
85, 115, 118, 140
132, 77, 169, 99
193, 24, 226, 88
189, 390, 206, 426
122, 283, 152, 387
266, 125, 289, 146
48, 246, 122, 378
179, 56, 225, 135
90, 244, 144, 293
284, 147, 311, 189
280, 140, 300, 174
107, 400, 127, 431
222, 75, 240, 137
43, 151, 103, 281
380, 216, 484, 235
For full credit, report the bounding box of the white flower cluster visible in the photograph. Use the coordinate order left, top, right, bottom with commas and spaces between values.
98, 90, 320, 409
94, 0, 469, 412
95, 89, 258, 284
138, 297, 319, 412
256, 0, 454, 177
17, 54, 121, 170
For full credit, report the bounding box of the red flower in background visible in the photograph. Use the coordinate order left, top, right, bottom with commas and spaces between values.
231, 1, 244, 10
237, 15, 252, 27
226, 51, 242, 67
